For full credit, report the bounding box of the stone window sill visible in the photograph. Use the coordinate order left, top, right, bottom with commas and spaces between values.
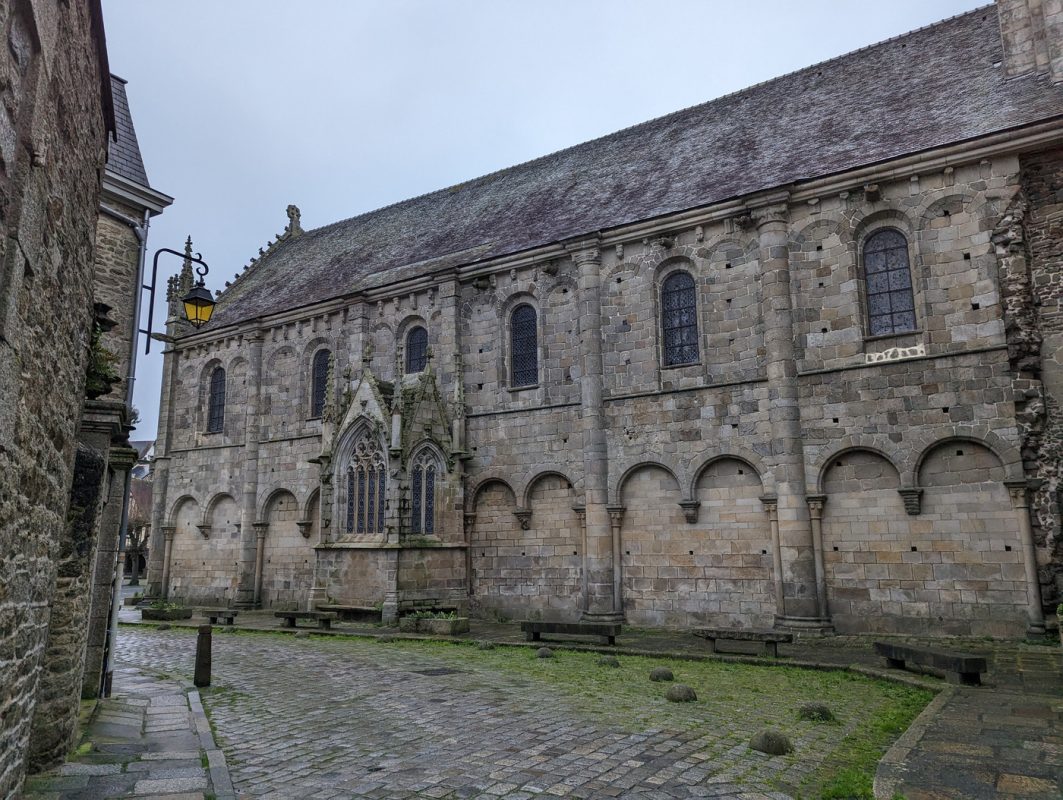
507, 384, 539, 393
864, 328, 923, 344
661, 360, 700, 370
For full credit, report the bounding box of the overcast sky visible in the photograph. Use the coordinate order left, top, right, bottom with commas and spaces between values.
101, 0, 985, 440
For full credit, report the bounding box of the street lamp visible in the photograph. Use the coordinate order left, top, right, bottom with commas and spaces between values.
140, 244, 217, 353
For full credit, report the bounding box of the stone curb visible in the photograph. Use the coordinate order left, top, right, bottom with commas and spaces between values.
872, 686, 956, 800
188, 689, 236, 800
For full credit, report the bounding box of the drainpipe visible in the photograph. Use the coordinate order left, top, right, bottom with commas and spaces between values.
99, 206, 150, 697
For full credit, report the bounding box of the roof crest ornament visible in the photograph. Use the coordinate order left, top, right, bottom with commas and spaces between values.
216, 205, 304, 299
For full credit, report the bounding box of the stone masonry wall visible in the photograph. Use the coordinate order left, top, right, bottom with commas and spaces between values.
0, 1, 106, 795
157, 152, 1055, 637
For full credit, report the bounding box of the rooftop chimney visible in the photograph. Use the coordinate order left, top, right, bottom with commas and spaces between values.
998, 0, 1063, 82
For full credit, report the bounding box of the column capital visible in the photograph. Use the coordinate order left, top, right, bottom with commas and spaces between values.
750, 202, 790, 230
605, 505, 626, 526
161, 525, 176, 540
759, 494, 778, 512
806, 494, 827, 516
1004, 479, 1031, 508
253, 521, 269, 538
563, 234, 602, 265
571, 504, 586, 527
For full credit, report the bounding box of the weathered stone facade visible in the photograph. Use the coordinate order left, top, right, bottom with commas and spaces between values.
0, 2, 110, 796
149, 1, 1063, 641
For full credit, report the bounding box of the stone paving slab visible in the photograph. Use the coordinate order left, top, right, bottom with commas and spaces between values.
22, 667, 234, 800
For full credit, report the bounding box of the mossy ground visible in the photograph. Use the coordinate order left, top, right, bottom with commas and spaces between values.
374, 638, 931, 799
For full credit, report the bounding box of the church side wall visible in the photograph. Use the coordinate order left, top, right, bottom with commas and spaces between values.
158, 151, 1053, 637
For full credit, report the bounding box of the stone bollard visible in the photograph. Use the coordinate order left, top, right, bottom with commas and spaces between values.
194, 625, 212, 688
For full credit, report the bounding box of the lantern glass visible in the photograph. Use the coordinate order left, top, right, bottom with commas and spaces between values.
182, 285, 216, 328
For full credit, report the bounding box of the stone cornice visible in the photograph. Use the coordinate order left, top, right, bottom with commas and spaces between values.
101, 169, 173, 216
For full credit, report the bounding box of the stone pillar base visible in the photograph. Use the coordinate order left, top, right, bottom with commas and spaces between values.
774, 615, 834, 636
307, 585, 327, 611
1027, 622, 1047, 637
231, 600, 260, 610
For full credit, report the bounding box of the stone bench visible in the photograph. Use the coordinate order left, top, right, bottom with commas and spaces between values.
874, 641, 987, 686
316, 604, 381, 623
274, 610, 337, 630
521, 620, 621, 646
693, 628, 793, 657
198, 608, 238, 626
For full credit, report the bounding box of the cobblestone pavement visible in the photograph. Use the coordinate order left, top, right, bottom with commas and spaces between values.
112, 626, 918, 800
23, 666, 234, 800
113, 609, 1063, 799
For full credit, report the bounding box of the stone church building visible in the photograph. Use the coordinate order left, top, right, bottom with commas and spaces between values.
148, 0, 1063, 639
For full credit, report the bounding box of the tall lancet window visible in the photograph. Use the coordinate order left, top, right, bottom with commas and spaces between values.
406, 326, 428, 374
207, 367, 226, 433
661, 271, 699, 366
310, 349, 331, 417
510, 304, 538, 387
345, 436, 387, 534
410, 449, 439, 535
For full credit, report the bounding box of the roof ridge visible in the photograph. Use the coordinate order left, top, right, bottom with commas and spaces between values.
302, 3, 995, 241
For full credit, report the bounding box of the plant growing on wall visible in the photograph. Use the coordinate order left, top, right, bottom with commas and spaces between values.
85, 322, 121, 399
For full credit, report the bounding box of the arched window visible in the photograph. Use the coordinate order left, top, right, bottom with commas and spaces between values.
345, 436, 386, 534
405, 326, 428, 374
661, 271, 699, 366
410, 450, 438, 535
310, 349, 331, 417
864, 229, 916, 336
510, 304, 538, 387
206, 367, 225, 433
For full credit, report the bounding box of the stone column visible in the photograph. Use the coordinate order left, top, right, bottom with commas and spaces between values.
252, 522, 269, 607
606, 506, 625, 616
572, 505, 587, 612
234, 331, 265, 608
83, 444, 138, 699
567, 237, 619, 621
1005, 479, 1047, 635
145, 343, 181, 597
752, 200, 831, 631
760, 495, 785, 615
464, 511, 476, 596
806, 495, 829, 622
160, 526, 176, 599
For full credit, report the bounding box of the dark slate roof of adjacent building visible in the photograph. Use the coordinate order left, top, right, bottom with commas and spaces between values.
209, 5, 1063, 329
107, 75, 150, 187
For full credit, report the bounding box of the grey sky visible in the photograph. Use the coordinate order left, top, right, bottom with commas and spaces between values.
101, 0, 986, 440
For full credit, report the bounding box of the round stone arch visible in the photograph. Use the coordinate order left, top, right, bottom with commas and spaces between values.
469, 475, 517, 509
811, 436, 906, 493
911, 431, 1024, 488
688, 450, 771, 500
634, 243, 702, 281
849, 208, 924, 339
521, 469, 577, 510
913, 188, 978, 233
167, 494, 199, 528
789, 214, 854, 250
698, 235, 759, 269
258, 486, 298, 523
612, 458, 683, 506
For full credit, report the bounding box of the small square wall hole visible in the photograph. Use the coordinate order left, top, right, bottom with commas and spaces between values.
738, 469, 744, 474
521, 552, 525, 556
616, 277, 622, 284
481, 552, 485, 557
1004, 545, 1012, 552
971, 302, 980, 310
816, 245, 823, 251
833, 546, 839, 551
478, 348, 483, 354
761, 549, 767, 555
726, 298, 732, 304
963, 252, 971, 260
689, 550, 694, 555
836, 460, 844, 467
956, 449, 964, 456
821, 327, 828, 334
725, 262, 732, 269
625, 550, 630, 555
477, 384, 484, 391
818, 281, 824, 288
910, 546, 918, 552
573, 551, 577, 555
731, 423, 738, 429
942, 407, 950, 414
832, 418, 839, 424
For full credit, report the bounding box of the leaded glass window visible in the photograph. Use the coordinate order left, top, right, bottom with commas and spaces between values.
311, 349, 330, 417
511, 304, 537, 387
344, 436, 387, 534
410, 450, 439, 535
207, 367, 225, 433
864, 229, 917, 337
661, 271, 699, 366
406, 326, 428, 374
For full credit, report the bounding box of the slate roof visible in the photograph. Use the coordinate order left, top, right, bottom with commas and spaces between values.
107, 75, 150, 187
209, 5, 1063, 329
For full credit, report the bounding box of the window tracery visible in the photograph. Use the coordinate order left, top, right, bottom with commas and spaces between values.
410, 449, 439, 535
345, 435, 387, 534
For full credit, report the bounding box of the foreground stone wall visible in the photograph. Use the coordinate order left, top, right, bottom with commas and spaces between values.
0, 1, 107, 795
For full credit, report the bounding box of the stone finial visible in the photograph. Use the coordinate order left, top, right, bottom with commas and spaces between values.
286, 204, 303, 236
